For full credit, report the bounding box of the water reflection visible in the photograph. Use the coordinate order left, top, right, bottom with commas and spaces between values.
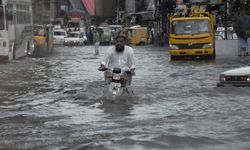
100, 96, 135, 116
169, 60, 216, 66
0, 46, 250, 150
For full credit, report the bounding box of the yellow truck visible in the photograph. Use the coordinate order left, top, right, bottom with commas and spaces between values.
169, 12, 215, 60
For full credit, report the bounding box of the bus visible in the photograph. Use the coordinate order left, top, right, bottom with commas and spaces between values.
0, 0, 34, 61
33, 24, 53, 57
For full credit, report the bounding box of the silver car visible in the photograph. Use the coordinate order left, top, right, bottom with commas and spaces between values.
217, 66, 250, 87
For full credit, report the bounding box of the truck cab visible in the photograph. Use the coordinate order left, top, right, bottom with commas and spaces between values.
169, 12, 215, 60
66, 18, 85, 33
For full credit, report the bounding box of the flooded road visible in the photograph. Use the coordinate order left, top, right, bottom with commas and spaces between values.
0, 45, 250, 150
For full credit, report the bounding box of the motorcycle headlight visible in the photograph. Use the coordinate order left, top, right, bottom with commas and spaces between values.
113, 75, 120, 80
219, 74, 226, 81
65, 40, 68, 43
170, 44, 179, 50
203, 43, 213, 49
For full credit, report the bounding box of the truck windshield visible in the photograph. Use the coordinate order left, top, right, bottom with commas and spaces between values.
0, 6, 4, 30
172, 20, 210, 35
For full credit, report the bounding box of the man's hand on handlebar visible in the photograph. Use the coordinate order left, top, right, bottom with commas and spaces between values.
98, 64, 107, 71
130, 68, 135, 75
126, 68, 135, 75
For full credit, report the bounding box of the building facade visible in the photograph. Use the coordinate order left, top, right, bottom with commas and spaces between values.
92, 0, 116, 25
32, 0, 70, 24
95, 0, 116, 18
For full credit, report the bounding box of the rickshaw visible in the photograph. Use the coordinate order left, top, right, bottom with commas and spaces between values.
33, 24, 54, 57
128, 26, 148, 45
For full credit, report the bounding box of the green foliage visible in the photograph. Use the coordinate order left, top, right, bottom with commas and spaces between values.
229, 0, 250, 18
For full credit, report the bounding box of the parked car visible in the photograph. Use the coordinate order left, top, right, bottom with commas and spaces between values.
217, 66, 250, 87
53, 29, 67, 45
64, 31, 87, 46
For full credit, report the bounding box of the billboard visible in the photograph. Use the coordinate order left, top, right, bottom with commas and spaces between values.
210, 0, 224, 4
188, 0, 223, 4
176, 0, 183, 5
81, 0, 95, 16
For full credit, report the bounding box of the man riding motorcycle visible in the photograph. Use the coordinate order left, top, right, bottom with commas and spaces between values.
99, 35, 136, 87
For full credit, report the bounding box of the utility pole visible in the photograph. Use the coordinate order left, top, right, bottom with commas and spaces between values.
2, 0, 7, 30
160, 0, 175, 45
224, 0, 228, 39
116, 0, 120, 24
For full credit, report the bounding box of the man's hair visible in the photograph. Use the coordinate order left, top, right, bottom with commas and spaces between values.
116, 35, 126, 41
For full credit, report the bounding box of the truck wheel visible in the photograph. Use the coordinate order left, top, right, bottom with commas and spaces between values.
170, 56, 177, 61
140, 41, 145, 45
12, 43, 16, 60
26, 41, 30, 55
213, 49, 216, 59
212, 45, 216, 59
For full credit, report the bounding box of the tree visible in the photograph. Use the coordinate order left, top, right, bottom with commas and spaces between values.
229, 0, 250, 19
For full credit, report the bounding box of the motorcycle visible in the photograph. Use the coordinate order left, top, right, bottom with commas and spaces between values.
98, 67, 133, 97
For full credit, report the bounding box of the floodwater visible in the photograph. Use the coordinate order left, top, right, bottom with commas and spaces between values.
0, 45, 250, 150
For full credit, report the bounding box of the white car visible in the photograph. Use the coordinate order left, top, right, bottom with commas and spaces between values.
64, 31, 87, 46
217, 66, 250, 87
53, 29, 67, 45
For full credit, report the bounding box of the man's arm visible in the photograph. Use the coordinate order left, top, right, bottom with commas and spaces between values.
100, 47, 112, 68
128, 48, 136, 74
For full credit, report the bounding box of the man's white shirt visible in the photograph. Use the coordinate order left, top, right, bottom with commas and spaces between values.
101, 45, 135, 70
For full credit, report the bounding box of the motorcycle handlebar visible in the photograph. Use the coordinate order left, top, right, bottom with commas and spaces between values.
98, 67, 108, 71
98, 67, 135, 75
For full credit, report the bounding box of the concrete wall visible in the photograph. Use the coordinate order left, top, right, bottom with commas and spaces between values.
215, 40, 238, 56
215, 39, 250, 56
